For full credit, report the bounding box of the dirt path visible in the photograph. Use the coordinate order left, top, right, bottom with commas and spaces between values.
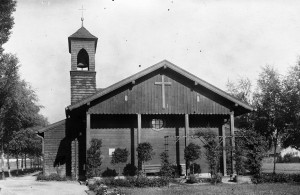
0, 172, 88, 195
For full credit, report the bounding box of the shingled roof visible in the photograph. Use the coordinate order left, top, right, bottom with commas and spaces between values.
66, 60, 254, 115
68, 26, 98, 53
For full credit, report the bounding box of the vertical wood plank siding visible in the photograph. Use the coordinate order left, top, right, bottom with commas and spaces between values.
44, 123, 66, 176
88, 71, 230, 115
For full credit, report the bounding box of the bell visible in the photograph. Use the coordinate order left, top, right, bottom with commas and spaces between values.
77, 62, 88, 69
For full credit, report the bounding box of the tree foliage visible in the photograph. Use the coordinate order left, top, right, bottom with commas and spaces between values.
226, 77, 253, 130
136, 142, 154, 172
281, 62, 300, 150
160, 151, 174, 179
253, 65, 286, 173
184, 142, 201, 174
0, 0, 16, 53
111, 148, 129, 165
240, 130, 268, 175
111, 147, 129, 176
0, 0, 47, 178
86, 139, 102, 178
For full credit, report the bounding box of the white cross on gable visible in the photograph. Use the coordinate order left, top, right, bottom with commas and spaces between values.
155, 75, 172, 109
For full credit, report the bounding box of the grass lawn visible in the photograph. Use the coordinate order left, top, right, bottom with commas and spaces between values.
119, 183, 300, 195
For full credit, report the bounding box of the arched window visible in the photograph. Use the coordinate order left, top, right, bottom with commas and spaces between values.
77, 48, 89, 70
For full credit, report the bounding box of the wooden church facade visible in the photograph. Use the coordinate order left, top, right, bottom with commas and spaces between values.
38, 25, 253, 179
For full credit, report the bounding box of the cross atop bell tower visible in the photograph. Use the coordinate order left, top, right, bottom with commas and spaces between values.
68, 23, 98, 104
79, 5, 85, 27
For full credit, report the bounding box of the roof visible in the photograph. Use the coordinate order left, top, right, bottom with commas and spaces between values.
68, 26, 98, 53
36, 119, 65, 133
66, 60, 254, 115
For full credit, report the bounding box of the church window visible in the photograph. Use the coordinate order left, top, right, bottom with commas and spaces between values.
109, 148, 115, 157
77, 48, 89, 70
197, 95, 200, 102
151, 119, 164, 130
125, 95, 128, 101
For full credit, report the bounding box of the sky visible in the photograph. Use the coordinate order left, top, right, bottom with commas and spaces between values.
4, 0, 300, 124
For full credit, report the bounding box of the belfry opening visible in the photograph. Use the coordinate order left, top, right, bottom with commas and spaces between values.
77, 48, 89, 70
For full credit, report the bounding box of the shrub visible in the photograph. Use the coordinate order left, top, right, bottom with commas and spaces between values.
86, 139, 102, 178
123, 163, 137, 176
234, 138, 247, 175
133, 176, 169, 187
186, 175, 198, 184
36, 173, 67, 181
251, 173, 300, 184
102, 168, 118, 177
210, 172, 222, 185
172, 164, 182, 177
160, 151, 175, 179
237, 130, 267, 175
93, 184, 108, 195
277, 153, 300, 163
92, 176, 170, 188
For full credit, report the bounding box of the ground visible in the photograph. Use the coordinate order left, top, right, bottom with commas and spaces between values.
0, 172, 87, 195
119, 183, 300, 195
0, 163, 299, 195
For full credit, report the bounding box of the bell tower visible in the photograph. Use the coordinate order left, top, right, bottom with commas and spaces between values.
68, 25, 98, 104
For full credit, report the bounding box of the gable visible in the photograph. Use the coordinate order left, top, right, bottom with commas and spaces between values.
88, 68, 236, 115
67, 60, 253, 116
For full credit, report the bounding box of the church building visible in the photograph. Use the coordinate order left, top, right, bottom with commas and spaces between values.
37, 24, 253, 179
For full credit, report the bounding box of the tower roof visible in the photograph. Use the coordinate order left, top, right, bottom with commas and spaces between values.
68, 26, 98, 53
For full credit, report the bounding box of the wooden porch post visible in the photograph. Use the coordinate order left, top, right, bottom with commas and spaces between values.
230, 111, 235, 175
86, 113, 91, 149
137, 114, 142, 170
137, 114, 141, 144
222, 125, 227, 176
185, 114, 189, 176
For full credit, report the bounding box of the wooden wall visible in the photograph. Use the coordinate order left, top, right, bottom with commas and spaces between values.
88, 69, 230, 115
89, 114, 228, 174
44, 122, 67, 176
70, 71, 96, 104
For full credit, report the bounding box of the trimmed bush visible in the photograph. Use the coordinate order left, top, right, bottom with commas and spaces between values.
123, 163, 137, 176
160, 151, 175, 179
102, 168, 118, 177
87, 139, 103, 178
137, 142, 154, 172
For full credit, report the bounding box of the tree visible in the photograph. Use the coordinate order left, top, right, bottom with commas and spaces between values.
226, 77, 253, 130
281, 62, 300, 150
253, 65, 286, 174
136, 142, 154, 174
111, 148, 129, 176
86, 139, 102, 178
0, 0, 16, 53
184, 142, 201, 175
